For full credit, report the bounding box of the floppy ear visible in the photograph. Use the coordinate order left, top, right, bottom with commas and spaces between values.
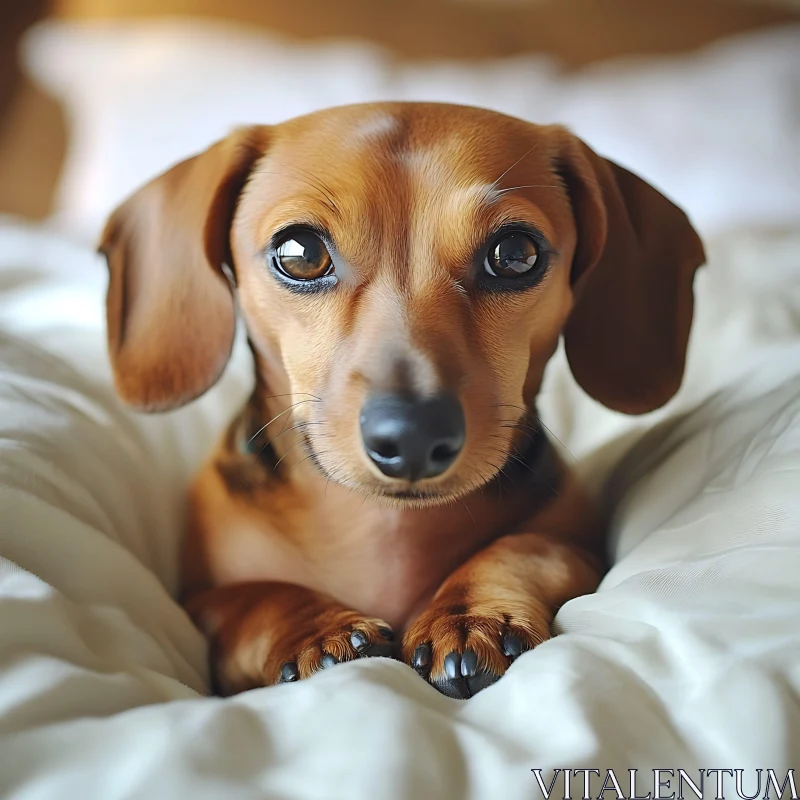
100, 126, 269, 412
556, 132, 705, 415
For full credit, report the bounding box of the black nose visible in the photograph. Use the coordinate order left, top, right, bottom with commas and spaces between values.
360, 393, 466, 481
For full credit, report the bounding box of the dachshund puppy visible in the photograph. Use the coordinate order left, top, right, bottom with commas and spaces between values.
100, 102, 704, 698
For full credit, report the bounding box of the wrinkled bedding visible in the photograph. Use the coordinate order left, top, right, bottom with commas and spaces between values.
1, 217, 799, 797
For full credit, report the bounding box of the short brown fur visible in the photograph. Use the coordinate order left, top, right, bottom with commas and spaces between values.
101, 102, 704, 697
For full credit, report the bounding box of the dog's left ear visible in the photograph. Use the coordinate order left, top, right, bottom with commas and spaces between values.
100, 126, 270, 412
556, 132, 705, 414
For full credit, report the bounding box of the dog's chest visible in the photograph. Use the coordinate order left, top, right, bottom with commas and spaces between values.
195, 469, 507, 630
299, 501, 494, 629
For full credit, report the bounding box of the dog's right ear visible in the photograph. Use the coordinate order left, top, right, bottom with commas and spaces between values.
100, 126, 270, 411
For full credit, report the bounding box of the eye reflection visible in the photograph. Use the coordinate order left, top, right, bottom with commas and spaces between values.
273, 231, 333, 281
484, 232, 539, 278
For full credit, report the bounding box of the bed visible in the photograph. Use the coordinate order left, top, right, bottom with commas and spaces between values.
1, 19, 799, 798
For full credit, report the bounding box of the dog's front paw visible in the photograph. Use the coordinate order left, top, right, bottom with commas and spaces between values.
401, 604, 550, 699
188, 585, 398, 694
272, 612, 397, 685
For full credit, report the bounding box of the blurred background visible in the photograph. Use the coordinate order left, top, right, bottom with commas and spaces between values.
1, 0, 799, 243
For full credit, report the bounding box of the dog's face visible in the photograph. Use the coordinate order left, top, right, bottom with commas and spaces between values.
101, 103, 704, 506
232, 106, 576, 501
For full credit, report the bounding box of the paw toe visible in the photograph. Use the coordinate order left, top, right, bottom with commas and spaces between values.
412, 643, 432, 676
403, 610, 546, 699
320, 653, 339, 669
279, 661, 299, 683
433, 650, 500, 699
444, 650, 461, 681
460, 649, 478, 677
350, 630, 369, 652
502, 632, 530, 662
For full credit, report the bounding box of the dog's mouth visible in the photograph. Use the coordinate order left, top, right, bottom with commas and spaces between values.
374, 487, 444, 502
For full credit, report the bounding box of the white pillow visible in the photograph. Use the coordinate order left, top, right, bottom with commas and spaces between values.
22, 19, 800, 244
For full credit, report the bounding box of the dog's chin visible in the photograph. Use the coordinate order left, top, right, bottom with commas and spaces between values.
316, 463, 475, 509
368, 486, 464, 510
344, 475, 489, 511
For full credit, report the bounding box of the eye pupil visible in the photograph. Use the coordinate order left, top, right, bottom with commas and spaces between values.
486, 232, 539, 278
274, 231, 333, 281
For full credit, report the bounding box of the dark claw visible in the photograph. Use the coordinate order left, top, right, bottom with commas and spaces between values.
412, 644, 432, 674
279, 661, 299, 683
503, 633, 525, 661
444, 651, 461, 681
350, 630, 369, 653
432, 651, 501, 700
460, 650, 478, 678
378, 626, 395, 641
320, 653, 339, 669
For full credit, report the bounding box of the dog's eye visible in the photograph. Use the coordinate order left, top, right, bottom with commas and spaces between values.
484, 232, 539, 278
274, 232, 333, 281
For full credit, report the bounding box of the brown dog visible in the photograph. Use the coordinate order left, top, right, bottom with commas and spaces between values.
100, 102, 704, 698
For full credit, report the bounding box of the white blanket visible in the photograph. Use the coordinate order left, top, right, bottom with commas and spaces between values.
1, 216, 799, 797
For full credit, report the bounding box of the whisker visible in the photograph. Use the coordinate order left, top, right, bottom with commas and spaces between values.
536, 418, 577, 464
492, 403, 529, 413
355, 494, 368, 521
494, 184, 562, 196
273, 439, 305, 470
260, 421, 322, 455
502, 426, 538, 449
507, 452, 534, 473
287, 452, 318, 474
458, 497, 476, 526
540, 482, 560, 500
248, 398, 317, 444
489, 145, 537, 191
277, 401, 303, 436
261, 392, 322, 402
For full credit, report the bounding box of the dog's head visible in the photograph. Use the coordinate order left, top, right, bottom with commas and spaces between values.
101, 103, 704, 505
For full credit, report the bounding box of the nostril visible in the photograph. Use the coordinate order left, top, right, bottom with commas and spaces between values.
370, 438, 401, 462
430, 442, 459, 464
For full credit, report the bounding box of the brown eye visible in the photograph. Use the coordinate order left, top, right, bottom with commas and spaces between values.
485, 232, 539, 278
274, 232, 333, 281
